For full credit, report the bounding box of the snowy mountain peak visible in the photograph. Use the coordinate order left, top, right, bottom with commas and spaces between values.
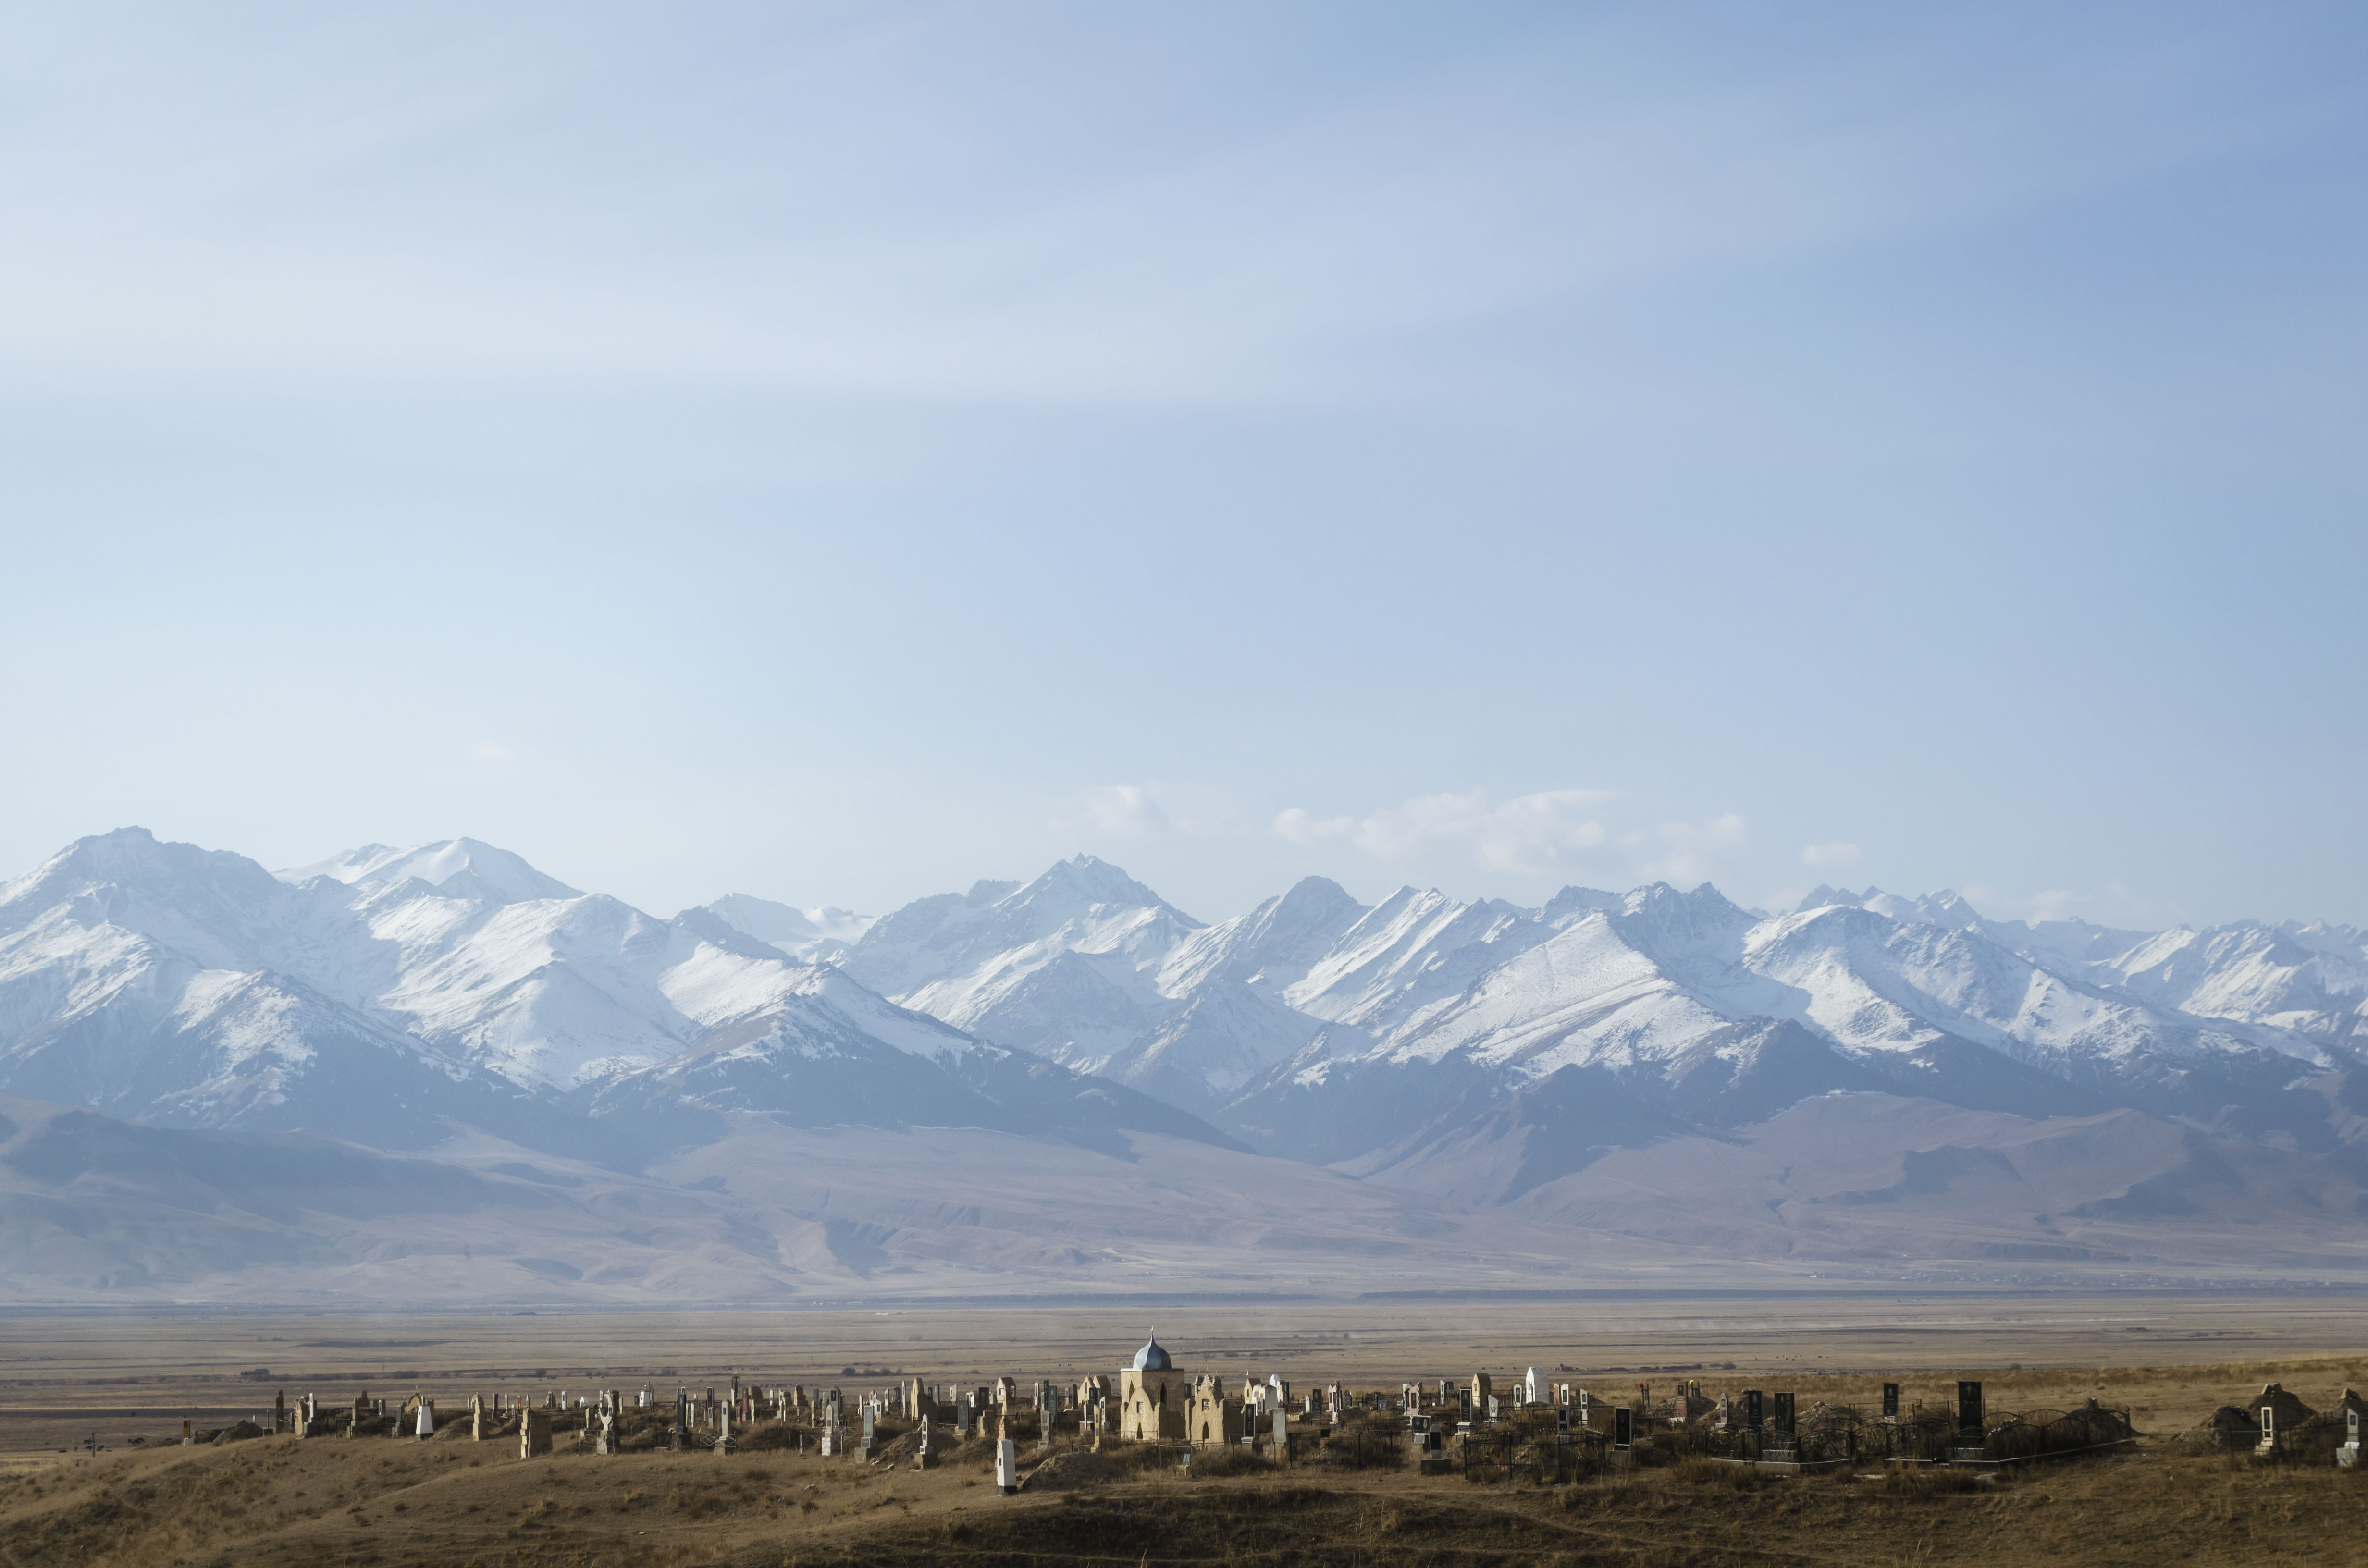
1155, 875, 1369, 1000
280, 838, 582, 905
1795, 884, 1983, 929
1539, 884, 1623, 927
2, 826, 285, 919
1007, 854, 1199, 927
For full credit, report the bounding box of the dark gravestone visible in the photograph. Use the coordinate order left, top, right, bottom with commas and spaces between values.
1613, 1407, 1632, 1450
1957, 1381, 1983, 1437
1458, 1387, 1473, 1427
1773, 1393, 1795, 1438
1744, 1390, 1764, 1432
1882, 1383, 1899, 1419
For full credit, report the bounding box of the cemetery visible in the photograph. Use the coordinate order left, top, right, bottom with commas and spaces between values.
2, 1305, 2365, 1566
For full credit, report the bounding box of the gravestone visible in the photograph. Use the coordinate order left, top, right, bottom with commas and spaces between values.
995, 1436, 1018, 1494
1745, 1390, 1764, 1432
915, 1416, 937, 1470
1613, 1407, 1632, 1451
521, 1409, 552, 1459
1773, 1393, 1795, 1441
2340, 1409, 2361, 1470
416, 1400, 435, 1440
718, 1405, 736, 1456
596, 1411, 616, 1456
1883, 1383, 1899, 1420
1274, 1409, 1291, 1465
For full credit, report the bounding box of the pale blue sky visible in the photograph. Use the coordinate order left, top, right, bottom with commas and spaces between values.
2, 2, 2362, 929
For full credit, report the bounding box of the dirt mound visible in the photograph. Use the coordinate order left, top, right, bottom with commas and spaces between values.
210, 1420, 266, 1445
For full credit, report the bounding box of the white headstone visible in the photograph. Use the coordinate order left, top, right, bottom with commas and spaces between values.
995, 1437, 1018, 1494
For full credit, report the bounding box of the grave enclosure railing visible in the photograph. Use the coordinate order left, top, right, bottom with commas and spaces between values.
1458, 1418, 1608, 1484
1663, 1405, 1867, 1467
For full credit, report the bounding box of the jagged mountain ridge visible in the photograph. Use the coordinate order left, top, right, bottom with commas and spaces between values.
0, 829, 1233, 1161
845, 865, 2364, 1169
4, 829, 2368, 1298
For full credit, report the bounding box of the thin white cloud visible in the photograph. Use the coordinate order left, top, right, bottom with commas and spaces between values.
1640, 812, 1747, 885
1801, 840, 1862, 868
1081, 784, 1170, 839
1274, 788, 1611, 875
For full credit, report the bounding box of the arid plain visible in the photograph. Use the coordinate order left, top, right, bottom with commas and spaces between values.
3, 1294, 2366, 1566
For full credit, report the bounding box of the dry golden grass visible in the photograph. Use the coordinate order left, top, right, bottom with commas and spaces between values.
3, 1299, 2367, 1565
0, 1378, 2358, 1566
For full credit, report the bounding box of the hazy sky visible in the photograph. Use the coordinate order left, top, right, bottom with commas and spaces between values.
3, 2, 2363, 930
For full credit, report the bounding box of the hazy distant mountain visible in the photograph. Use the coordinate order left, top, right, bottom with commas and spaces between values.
698, 893, 876, 963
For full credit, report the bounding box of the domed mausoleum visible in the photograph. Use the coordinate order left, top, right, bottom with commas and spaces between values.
1119, 1337, 1188, 1440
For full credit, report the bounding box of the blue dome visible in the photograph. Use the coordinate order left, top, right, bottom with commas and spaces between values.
1131, 1338, 1171, 1371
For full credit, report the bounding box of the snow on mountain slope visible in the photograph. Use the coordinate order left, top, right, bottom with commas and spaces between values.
585, 986, 1235, 1159
701, 893, 875, 963
1093, 977, 1326, 1115
1155, 876, 1369, 1000
2103, 923, 2368, 1043
907, 949, 1160, 1071
356, 886, 809, 1087
12, 831, 2365, 1216
842, 857, 1196, 1002
1282, 886, 1554, 1036
282, 838, 583, 905
847, 857, 2358, 1160
845, 856, 1205, 1054
0, 830, 1023, 1152
1347, 883, 2329, 1086
1220, 876, 2359, 1169
1738, 906, 2318, 1073
1796, 883, 2181, 990
1797, 883, 1976, 928
1354, 900, 1740, 1073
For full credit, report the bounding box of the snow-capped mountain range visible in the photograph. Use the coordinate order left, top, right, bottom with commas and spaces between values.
3, 826, 2365, 1301
0, 829, 1212, 1156
807, 860, 2365, 1167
